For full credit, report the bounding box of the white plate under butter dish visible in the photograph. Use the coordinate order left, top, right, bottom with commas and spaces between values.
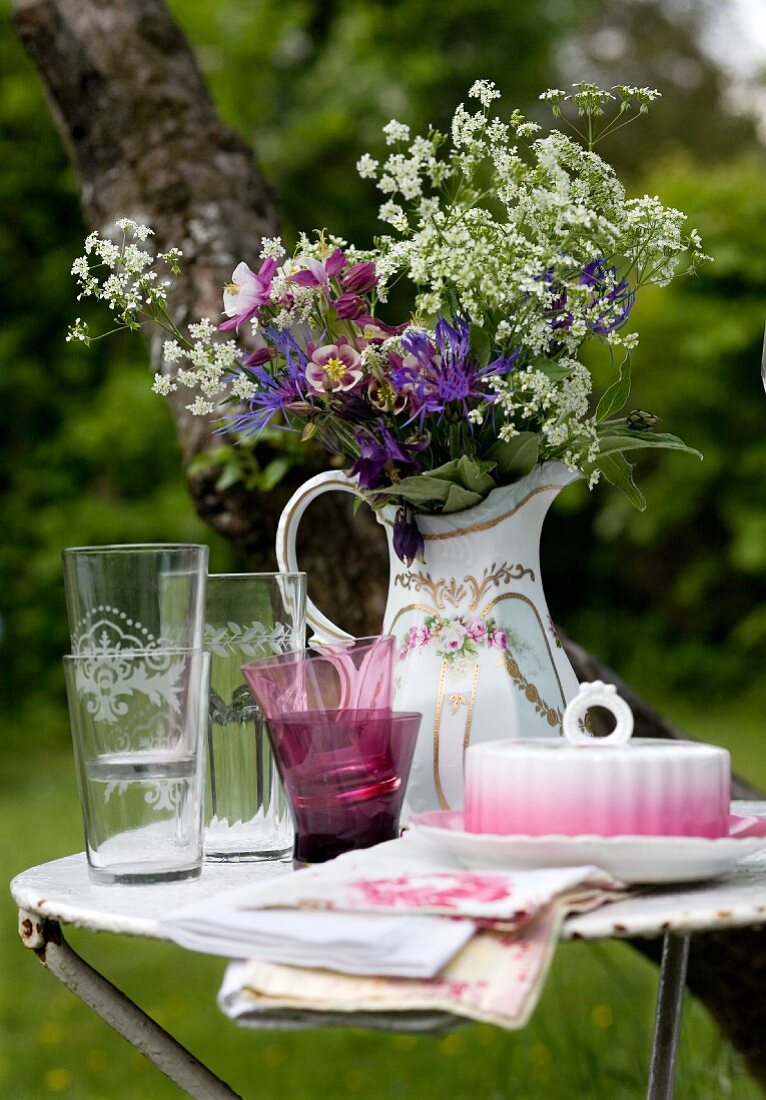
408, 811, 766, 885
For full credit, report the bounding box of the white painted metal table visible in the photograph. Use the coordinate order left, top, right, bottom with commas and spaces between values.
12, 828, 766, 1100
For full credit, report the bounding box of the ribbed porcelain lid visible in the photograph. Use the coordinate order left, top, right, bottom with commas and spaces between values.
468, 737, 726, 759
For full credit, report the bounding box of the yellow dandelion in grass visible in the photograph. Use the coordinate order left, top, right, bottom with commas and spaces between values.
591, 1003, 614, 1029
393, 1034, 418, 1051
85, 1049, 109, 1073
438, 1033, 464, 1055
529, 1042, 553, 1082
475, 1024, 496, 1047
43, 1067, 72, 1092
40, 1021, 64, 1045
529, 1042, 552, 1068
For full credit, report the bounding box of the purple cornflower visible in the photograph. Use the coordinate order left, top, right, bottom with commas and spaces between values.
225, 335, 309, 435
348, 424, 423, 490
538, 259, 635, 343
392, 317, 518, 426
539, 266, 573, 330
579, 260, 635, 334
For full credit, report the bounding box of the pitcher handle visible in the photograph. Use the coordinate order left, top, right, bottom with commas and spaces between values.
276, 470, 364, 643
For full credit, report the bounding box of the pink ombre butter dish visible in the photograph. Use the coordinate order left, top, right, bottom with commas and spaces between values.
408, 683, 766, 883
465, 680, 730, 838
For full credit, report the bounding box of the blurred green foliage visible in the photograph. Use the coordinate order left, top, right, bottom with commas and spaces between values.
170, 0, 598, 247
1, 0, 766, 752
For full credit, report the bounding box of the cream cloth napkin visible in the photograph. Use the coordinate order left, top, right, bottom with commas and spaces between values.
162, 832, 623, 1031
219, 899, 583, 1032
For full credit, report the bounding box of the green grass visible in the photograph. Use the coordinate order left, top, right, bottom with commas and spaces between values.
1, 708, 765, 1100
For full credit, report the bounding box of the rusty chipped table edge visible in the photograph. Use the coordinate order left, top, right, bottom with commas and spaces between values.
11, 849, 766, 942
11, 801, 766, 946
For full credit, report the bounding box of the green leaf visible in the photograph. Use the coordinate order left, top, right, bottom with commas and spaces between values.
528, 356, 573, 381
469, 325, 492, 367
484, 432, 540, 477
428, 455, 497, 495
596, 427, 702, 460
215, 464, 243, 492
596, 356, 632, 422
255, 456, 292, 492
187, 445, 232, 475
383, 474, 452, 508
595, 452, 646, 510
442, 484, 484, 513
382, 457, 497, 513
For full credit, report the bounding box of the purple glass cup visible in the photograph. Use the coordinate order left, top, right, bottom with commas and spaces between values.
241, 635, 395, 719
263, 709, 421, 865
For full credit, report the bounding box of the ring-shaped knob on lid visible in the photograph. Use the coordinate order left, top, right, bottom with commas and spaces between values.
562, 680, 634, 746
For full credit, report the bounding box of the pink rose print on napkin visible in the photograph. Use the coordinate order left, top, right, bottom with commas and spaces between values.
348, 872, 514, 912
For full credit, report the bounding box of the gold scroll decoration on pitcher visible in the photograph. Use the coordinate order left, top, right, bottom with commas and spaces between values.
393, 561, 535, 612
481, 591, 565, 728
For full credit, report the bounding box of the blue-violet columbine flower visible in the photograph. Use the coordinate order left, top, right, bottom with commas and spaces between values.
349, 425, 423, 491
393, 506, 425, 566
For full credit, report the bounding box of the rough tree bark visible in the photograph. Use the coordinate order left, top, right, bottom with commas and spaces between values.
13, 0, 387, 635
14, 0, 766, 1085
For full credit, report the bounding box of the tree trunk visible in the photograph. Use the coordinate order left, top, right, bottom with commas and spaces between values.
13, 0, 387, 636
13, 0, 766, 1085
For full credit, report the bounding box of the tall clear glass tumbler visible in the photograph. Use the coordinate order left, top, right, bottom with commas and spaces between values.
62, 544, 208, 653
204, 573, 306, 861
63, 649, 210, 884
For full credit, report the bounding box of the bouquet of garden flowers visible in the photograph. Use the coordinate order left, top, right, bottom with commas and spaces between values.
69, 80, 706, 563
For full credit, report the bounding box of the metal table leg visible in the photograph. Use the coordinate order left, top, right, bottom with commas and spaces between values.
18, 908, 242, 1100
646, 932, 691, 1100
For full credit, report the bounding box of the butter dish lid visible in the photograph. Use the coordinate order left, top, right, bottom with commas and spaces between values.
468, 680, 726, 760
467, 737, 727, 760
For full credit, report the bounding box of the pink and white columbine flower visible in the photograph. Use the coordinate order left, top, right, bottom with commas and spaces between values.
220, 257, 277, 331
288, 248, 347, 296
306, 341, 363, 393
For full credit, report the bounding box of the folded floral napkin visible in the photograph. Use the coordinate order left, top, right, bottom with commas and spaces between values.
162, 832, 624, 1031
218, 898, 607, 1033
161, 904, 473, 978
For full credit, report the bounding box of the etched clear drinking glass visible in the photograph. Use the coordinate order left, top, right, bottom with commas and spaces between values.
63, 649, 210, 884
62, 544, 208, 654
204, 572, 306, 861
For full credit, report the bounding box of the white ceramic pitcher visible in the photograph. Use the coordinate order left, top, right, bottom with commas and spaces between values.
276, 460, 580, 813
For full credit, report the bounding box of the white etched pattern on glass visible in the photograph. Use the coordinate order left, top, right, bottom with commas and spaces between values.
203, 620, 293, 658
